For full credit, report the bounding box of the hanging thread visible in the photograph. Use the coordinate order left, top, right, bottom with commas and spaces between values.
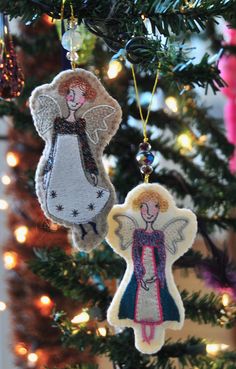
131, 63, 160, 183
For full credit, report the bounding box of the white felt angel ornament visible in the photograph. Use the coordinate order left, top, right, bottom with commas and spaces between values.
30, 69, 122, 251
107, 183, 197, 354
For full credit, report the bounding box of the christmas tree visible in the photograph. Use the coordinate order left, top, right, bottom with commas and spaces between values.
1, 1, 236, 369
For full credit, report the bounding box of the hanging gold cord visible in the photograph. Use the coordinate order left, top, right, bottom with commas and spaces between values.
60, 0, 76, 70
131, 63, 160, 143
130, 63, 160, 183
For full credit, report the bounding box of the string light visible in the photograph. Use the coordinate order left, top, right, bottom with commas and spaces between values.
0, 301, 7, 311
39, 295, 52, 306
0, 199, 8, 210
107, 60, 122, 79
165, 96, 178, 113
177, 133, 193, 151
14, 225, 29, 243
27, 352, 39, 365
15, 343, 28, 356
6, 151, 19, 167
71, 310, 90, 324
49, 222, 59, 231
206, 343, 229, 355
222, 293, 230, 307
3, 251, 18, 269
1, 174, 11, 185
97, 327, 107, 337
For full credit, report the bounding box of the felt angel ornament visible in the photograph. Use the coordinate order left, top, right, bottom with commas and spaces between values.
107, 183, 197, 354
30, 69, 122, 251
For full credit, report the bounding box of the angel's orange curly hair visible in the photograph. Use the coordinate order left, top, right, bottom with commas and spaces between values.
58, 76, 97, 100
132, 190, 169, 212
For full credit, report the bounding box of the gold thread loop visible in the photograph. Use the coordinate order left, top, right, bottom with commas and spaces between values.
131, 63, 161, 183
60, 0, 77, 71
131, 63, 160, 144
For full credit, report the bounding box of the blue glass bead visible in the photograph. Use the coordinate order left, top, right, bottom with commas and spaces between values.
136, 151, 154, 166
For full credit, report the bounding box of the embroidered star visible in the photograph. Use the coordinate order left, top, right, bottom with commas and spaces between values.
50, 190, 57, 199
56, 204, 64, 211
71, 209, 79, 217
97, 190, 104, 198
87, 203, 95, 211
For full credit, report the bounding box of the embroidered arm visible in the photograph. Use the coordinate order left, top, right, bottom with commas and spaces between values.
132, 231, 145, 283
158, 232, 166, 287
79, 119, 99, 175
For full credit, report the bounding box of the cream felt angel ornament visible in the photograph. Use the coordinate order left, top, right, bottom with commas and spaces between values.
106, 183, 197, 354
30, 69, 122, 251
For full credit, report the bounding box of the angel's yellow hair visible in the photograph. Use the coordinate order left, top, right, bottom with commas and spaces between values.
132, 190, 169, 212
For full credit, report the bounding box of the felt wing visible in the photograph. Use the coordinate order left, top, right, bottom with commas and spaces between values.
82, 105, 116, 144
113, 214, 138, 250
31, 94, 62, 137
161, 218, 189, 254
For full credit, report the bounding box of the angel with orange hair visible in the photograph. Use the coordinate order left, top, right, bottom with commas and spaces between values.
30, 69, 122, 250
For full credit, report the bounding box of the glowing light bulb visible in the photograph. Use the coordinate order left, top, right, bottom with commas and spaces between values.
206, 343, 229, 355
3, 251, 17, 270
71, 311, 90, 324
97, 327, 107, 336
0, 301, 7, 311
14, 225, 29, 243
39, 295, 52, 306
177, 133, 193, 151
49, 222, 59, 231
27, 352, 38, 364
15, 343, 28, 356
165, 96, 178, 113
107, 60, 122, 79
1, 174, 11, 185
0, 199, 8, 210
6, 152, 19, 167
222, 293, 230, 307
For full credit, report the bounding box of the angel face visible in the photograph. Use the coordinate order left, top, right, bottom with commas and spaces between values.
66, 87, 86, 111
140, 200, 159, 224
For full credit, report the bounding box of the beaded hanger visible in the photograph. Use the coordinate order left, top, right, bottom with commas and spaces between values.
131, 64, 160, 183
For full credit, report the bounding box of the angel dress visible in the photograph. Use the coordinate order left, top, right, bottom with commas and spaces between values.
43, 116, 110, 224
119, 229, 180, 328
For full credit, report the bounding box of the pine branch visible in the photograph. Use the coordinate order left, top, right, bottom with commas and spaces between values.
30, 248, 236, 327
52, 313, 236, 369
182, 290, 236, 326
2, 0, 236, 36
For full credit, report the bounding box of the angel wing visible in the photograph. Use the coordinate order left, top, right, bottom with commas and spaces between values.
113, 214, 139, 250
160, 218, 189, 255
82, 105, 115, 144
31, 94, 62, 136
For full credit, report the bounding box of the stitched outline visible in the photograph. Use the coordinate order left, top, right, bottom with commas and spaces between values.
36, 94, 62, 135
160, 218, 189, 254
82, 105, 115, 144
113, 214, 138, 250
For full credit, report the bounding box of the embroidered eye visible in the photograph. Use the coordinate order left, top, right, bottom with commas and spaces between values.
155, 204, 159, 208
140, 204, 143, 209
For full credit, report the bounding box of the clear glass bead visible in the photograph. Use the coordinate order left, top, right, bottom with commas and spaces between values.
61, 28, 83, 51
66, 50, 79, 62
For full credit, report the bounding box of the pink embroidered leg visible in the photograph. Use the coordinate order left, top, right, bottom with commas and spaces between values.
141, 324, 156, 344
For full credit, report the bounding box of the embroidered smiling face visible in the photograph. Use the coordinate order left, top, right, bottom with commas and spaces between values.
66, 87, 86, 111
132, 190, 169, 224
140, 200, 159, 223
58, 75, 97, 112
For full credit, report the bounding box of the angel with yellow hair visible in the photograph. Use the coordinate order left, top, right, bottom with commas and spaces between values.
106, 183, 197, 354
